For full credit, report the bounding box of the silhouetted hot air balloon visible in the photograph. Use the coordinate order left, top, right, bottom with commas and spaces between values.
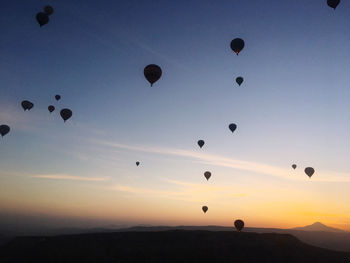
36, 12, 49, 27
230, 38, 245, 55
204, 171, 211, 181
144, 64, 162, 86
304, 167, 315, 178
236, 77, 244, 86
60, 108, 72, 122
202, 206, 208, 213
234, 219, 244, 232
136, 161, 140, 166
55, 95, 61, 101
197, 140, 205, 148
292, 164, 297, 170
0, 125, 10, 137
48, 105, 55, 113
21, 100, 34, 111
229, 123, 237, 133
43, 5, 54, 15
327, 0, 340, 9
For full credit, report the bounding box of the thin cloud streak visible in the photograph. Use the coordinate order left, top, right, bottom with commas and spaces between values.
31, 174, 109, 182
93, 140, 350, 183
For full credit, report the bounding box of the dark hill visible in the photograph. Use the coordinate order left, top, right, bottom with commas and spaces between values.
1, 230, 350, 263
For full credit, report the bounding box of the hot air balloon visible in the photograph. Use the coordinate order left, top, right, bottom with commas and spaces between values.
236, 77, 244, 86
144, 64, 162, 86
292, 164, 297, 170
21, 100, 34, 111
48, 105, 55, 113
202, 206, 208, 213
43, 5, 54, 15
204, 171, 211, 181
36, 12, 49, 27
0, 125, 10, 137
60, 108, 72, 122
229, 123, 237, 133
136, 161, 140, 166
230, 38, 245, 55
304, 167, 315, 178
55, 95, 61, 101
197, 140, 205, 148
234, 219, 244, 232
327, 0, 340, 9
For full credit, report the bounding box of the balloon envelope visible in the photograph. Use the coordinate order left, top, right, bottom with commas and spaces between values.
60, 109, 72, 122
236, 77, 244, 86
36, 12, 49, 27
229, 123, 237, 133
327, 0, 340, 9
202, 206, 208, 213
292, 164, 297, 170
234, 219, 244, 232
197, 140, 205, 148
305, 167, 315, 178
21, 100, 34, 111
0, 125, 10, 137
204, 171, 211, 181
48, 105, 55, 113
136, 161, 140, 166
230, 38, 245, 55
44, 5, 54, 15
144, 64, 162, 86
55, 95, 61, 101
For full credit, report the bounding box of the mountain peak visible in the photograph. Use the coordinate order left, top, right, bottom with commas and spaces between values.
292, 222, 345, 233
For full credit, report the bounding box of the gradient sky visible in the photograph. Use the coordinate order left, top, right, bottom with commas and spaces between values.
0, 0, 350, 231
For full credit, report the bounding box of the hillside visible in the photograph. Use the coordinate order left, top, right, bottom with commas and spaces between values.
292, 222, 345, 233
1, 230, 350, 263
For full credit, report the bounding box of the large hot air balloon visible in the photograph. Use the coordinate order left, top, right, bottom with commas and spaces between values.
327, 0, 340, 9
36, 12, 49, 27
0, 125, 10, 137
21, 100, 34, 111
48, 105, 55, 113
136, 161, 140, 166
55, 95, 61, 101
60, 109, 72, 122
144, 64, 162, 86
236, 77, 244, 86
230, 38, 245, 55
43, 5, 54, 15
202, 206, 208, 213
197, 140, 205, 148
304, 167, 315, 178
229, 123, 237, 133
292, 164, 297, 170
234, 219, 244, 232
204, 171, 211, 181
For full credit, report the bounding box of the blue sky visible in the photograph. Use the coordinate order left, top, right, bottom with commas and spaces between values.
0, 0, 350, 230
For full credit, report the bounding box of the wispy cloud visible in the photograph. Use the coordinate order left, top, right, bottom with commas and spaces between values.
93, 139, 350, 183
31, 174, 109, 182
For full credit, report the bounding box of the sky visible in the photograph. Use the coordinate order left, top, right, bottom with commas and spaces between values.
0, 0, 350, 231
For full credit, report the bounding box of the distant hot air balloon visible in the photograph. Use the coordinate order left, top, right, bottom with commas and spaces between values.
234, 219, 244, 232
43, 5, 54, 15
230, 38, 245, 55
21, 100, 34, 111
292, 164, 297, 170
36, 12, 49, 27
55, 95, 61, 101
48, 105, 55, 113
327, 0, 340, 9
136, 161, 140, 166
304, 167, 315, 178
202, 206, 208, 213
236, 77, 244, 86
0, 125, 10, 137
144, 64, 162, 86
229, 123, 237, 133
204, 171, 211, 181
60, 108, 72, 122
197, 140, 205, 148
